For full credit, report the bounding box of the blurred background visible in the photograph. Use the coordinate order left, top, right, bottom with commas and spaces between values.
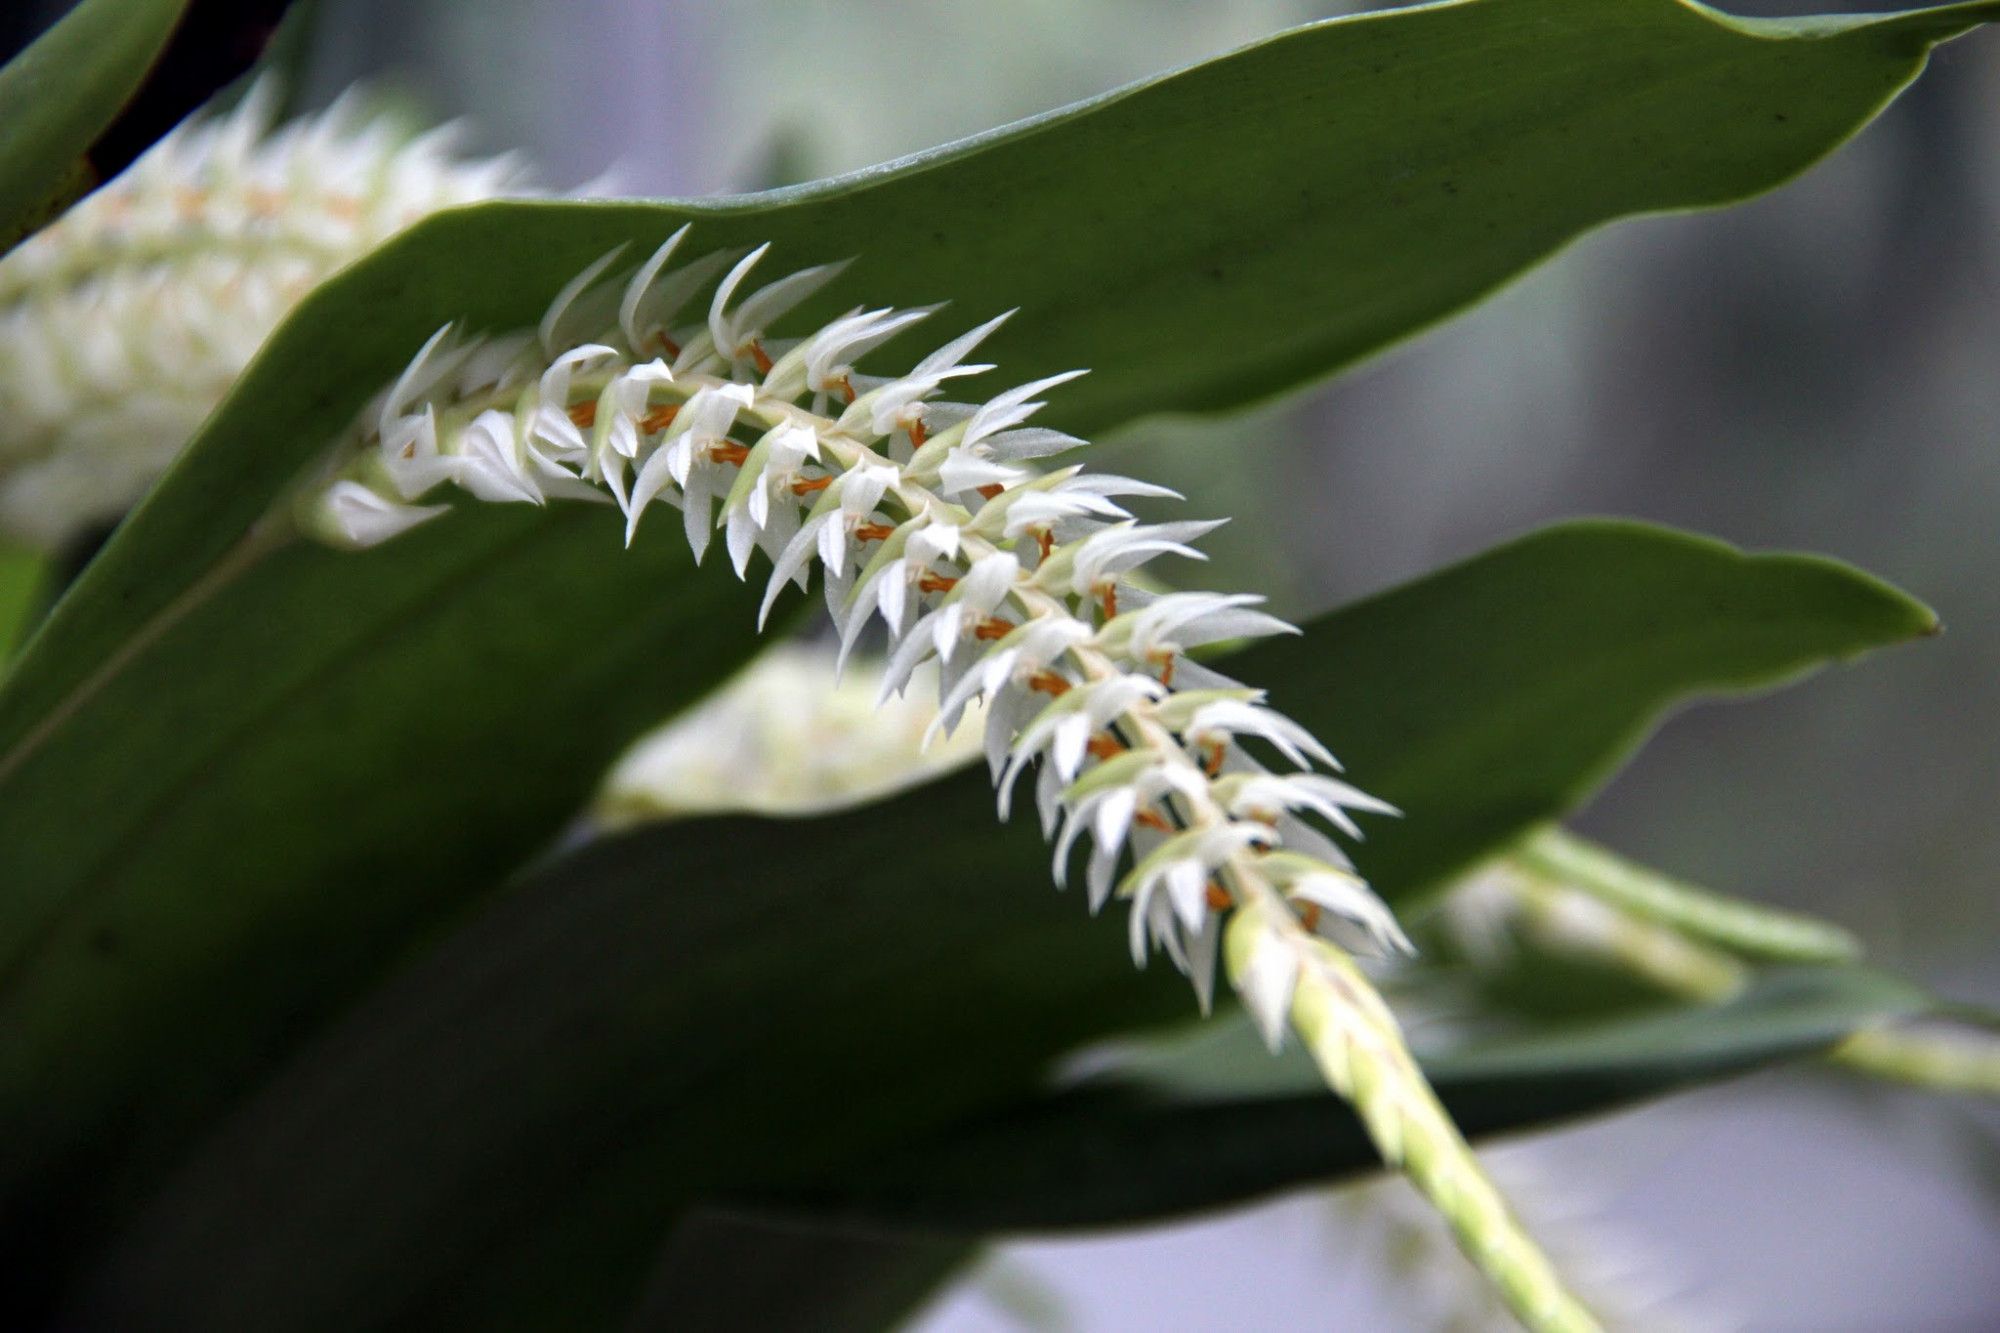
11, 0, 1998, 1326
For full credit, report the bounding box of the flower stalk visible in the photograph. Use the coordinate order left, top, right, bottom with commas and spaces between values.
307, 228, 1603, 1330
1450, 830, 2000, 1100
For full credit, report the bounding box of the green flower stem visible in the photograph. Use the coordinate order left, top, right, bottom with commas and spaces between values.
1499, 846, 2000, 1099
1227, 909, 1603, 1333
1514, 828, 1859, 963
1833, 1025, 2000, 1094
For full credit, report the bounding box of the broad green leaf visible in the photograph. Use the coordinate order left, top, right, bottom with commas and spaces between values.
0, 508, 768, 1293
1246, 519, 1937, 907
757, 966, 1932, 1233
56, 780, 1192, 1331
57, 523, 1931, 1329
0, 541, 44, 667
0, 0, 188, 251
5, 0, 1991, 782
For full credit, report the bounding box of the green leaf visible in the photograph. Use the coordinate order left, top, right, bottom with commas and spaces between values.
0, 509, 770, 1281
1241, 519, 1937, 907
7, 0, 1990, 790
758, 965, 1933, 1233
0, 540, 44, 668
55, 780, 1191, 1330
0, 0, 1962, 1179
0, 0, 188, 252
55, 522, 1931, 1328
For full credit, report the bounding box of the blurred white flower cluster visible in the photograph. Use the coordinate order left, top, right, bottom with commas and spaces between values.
0, 82, 534, 551
597, 644, 982, 821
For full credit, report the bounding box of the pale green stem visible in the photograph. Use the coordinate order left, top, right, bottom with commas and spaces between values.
1833, 1025, 2000, 1094
1514, 828, 1859, 964
1509, 874, 1745, 1002
1499, 856, 2000, 1099
1228, 909, 1603, 1333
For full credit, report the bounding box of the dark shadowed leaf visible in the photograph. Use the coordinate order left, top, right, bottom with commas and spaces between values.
0, 508, 771, 1311
0, 542, 42, 667
756, 965, 1932, 1232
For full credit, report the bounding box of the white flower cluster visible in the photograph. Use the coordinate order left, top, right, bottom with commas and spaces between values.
311, 227, 1410, 1035
313, 229, 1607, 1331
0, 83, 535, 550
597, 643, 984, 823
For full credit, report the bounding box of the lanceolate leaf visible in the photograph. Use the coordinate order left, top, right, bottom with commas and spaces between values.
5, 0, 1992, 784
0, 0, 1968, 1197
1244, 519, 1938, 907
0, 0, 188, 252
60, 523, 1932, 1329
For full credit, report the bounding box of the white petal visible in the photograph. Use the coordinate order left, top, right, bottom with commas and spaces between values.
930, 602, 966, 660
879, 612, 941, 702
1093, 786, 1139, 863
540, 246, 626, 354
959, 551, 1020, 615
725, 505, 759, 576
839, 458, 898, 517
759, 513, 831, 627
815, 511, 850, 578
937, 449, 1027, 496
1165, 859, 1209, 932
909, 309, 1013, 379
1187, 914, 1222, 1014
618, 226, 689, 349
982, 673, 1031, 781
625, 445, 680, 546
1240, 928, 1299, 1051
877, 559, 909, 632
1035, 759, 1065, 838
1086, 838, 1122, 914
682, 473, 718, 562
1050, 713, 1092, 782
983, 427, 1086, 462
906, 518, 962, 567
962, 369, 1088, 447
732, 258, 848, 346
317, 481, 448, 548
1290, 872, 1414, 957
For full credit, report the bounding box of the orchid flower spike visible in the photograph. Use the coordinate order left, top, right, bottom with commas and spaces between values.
0, 79, 539, 551
305, 234, 1604, 1333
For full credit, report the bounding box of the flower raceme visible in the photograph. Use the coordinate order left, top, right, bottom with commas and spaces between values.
0, 82, 534, 550
309, 228, 1405, 1003
305, 230, 1601, 1333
